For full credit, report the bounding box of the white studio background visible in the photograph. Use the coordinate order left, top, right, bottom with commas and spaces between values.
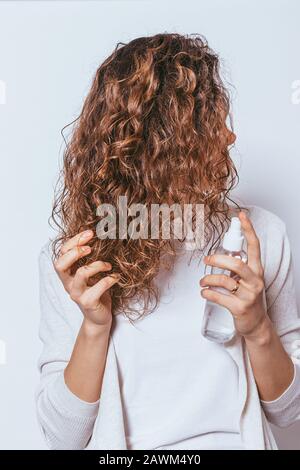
0, 0, 299, 450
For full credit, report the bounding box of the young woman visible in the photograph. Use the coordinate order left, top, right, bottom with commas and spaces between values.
36, 33, 300, 450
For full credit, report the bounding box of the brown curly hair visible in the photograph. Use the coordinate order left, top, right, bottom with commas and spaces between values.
51, 32, 247, 319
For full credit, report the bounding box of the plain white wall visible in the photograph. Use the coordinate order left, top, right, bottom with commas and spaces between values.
0, 0, 299, 450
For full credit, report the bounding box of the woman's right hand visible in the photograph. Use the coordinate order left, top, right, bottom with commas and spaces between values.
54, 230, 119, 330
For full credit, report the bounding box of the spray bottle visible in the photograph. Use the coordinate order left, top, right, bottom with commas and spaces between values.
201, 217, 247, 343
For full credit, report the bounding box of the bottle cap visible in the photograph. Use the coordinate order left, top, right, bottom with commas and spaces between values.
222, 217, 244, 252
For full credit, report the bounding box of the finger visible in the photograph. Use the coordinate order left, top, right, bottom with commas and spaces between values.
201, 287, 239, 314
54, 245, 91, 284
60, 230, 94, 255
200, 274, 249, 299
72, 261, 112, 297
83, 274, 120, 304
238, 211, 263, 276
200, 273, 237, 290
204, 253, 256, 284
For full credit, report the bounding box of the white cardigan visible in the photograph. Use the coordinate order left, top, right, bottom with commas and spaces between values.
36, 205, 300, 450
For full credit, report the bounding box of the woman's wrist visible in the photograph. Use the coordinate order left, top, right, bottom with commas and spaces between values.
81, 317, 112, 339
243, 314, 274, 347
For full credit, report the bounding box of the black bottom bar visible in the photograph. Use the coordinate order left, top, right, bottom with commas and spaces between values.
0, 449, 297, 466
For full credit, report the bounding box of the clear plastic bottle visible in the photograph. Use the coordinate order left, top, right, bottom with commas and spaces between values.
201, 217, 247, 343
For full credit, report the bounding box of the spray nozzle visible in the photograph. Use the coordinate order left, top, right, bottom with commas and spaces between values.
222, 217, 244, 252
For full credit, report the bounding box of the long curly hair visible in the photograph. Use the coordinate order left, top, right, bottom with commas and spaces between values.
51, 32, 247, 319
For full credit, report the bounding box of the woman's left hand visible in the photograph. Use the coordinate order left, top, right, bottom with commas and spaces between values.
200, 211, 269, 340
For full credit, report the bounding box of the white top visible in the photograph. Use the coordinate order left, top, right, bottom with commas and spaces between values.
35, 205, 300, 450
111, 243, 243, 450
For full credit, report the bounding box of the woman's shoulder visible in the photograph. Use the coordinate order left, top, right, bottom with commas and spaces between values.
39, 239, 53, 257
245, 204, 286, 232
38, 240, 56, 274
38, 240, 63, 291
230, 203, 287, 238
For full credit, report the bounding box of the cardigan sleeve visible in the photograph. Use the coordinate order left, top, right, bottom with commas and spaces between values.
35, 245, 99, 450
260, 221, 300, 427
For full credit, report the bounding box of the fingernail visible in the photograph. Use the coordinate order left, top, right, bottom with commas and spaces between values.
83, 230, 93, 238
81, 246, 91, 253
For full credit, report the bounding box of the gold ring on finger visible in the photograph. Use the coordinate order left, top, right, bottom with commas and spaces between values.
230, 280, 240, 294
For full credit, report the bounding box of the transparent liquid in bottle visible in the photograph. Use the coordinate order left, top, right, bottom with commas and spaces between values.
201, 247, 247, 343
